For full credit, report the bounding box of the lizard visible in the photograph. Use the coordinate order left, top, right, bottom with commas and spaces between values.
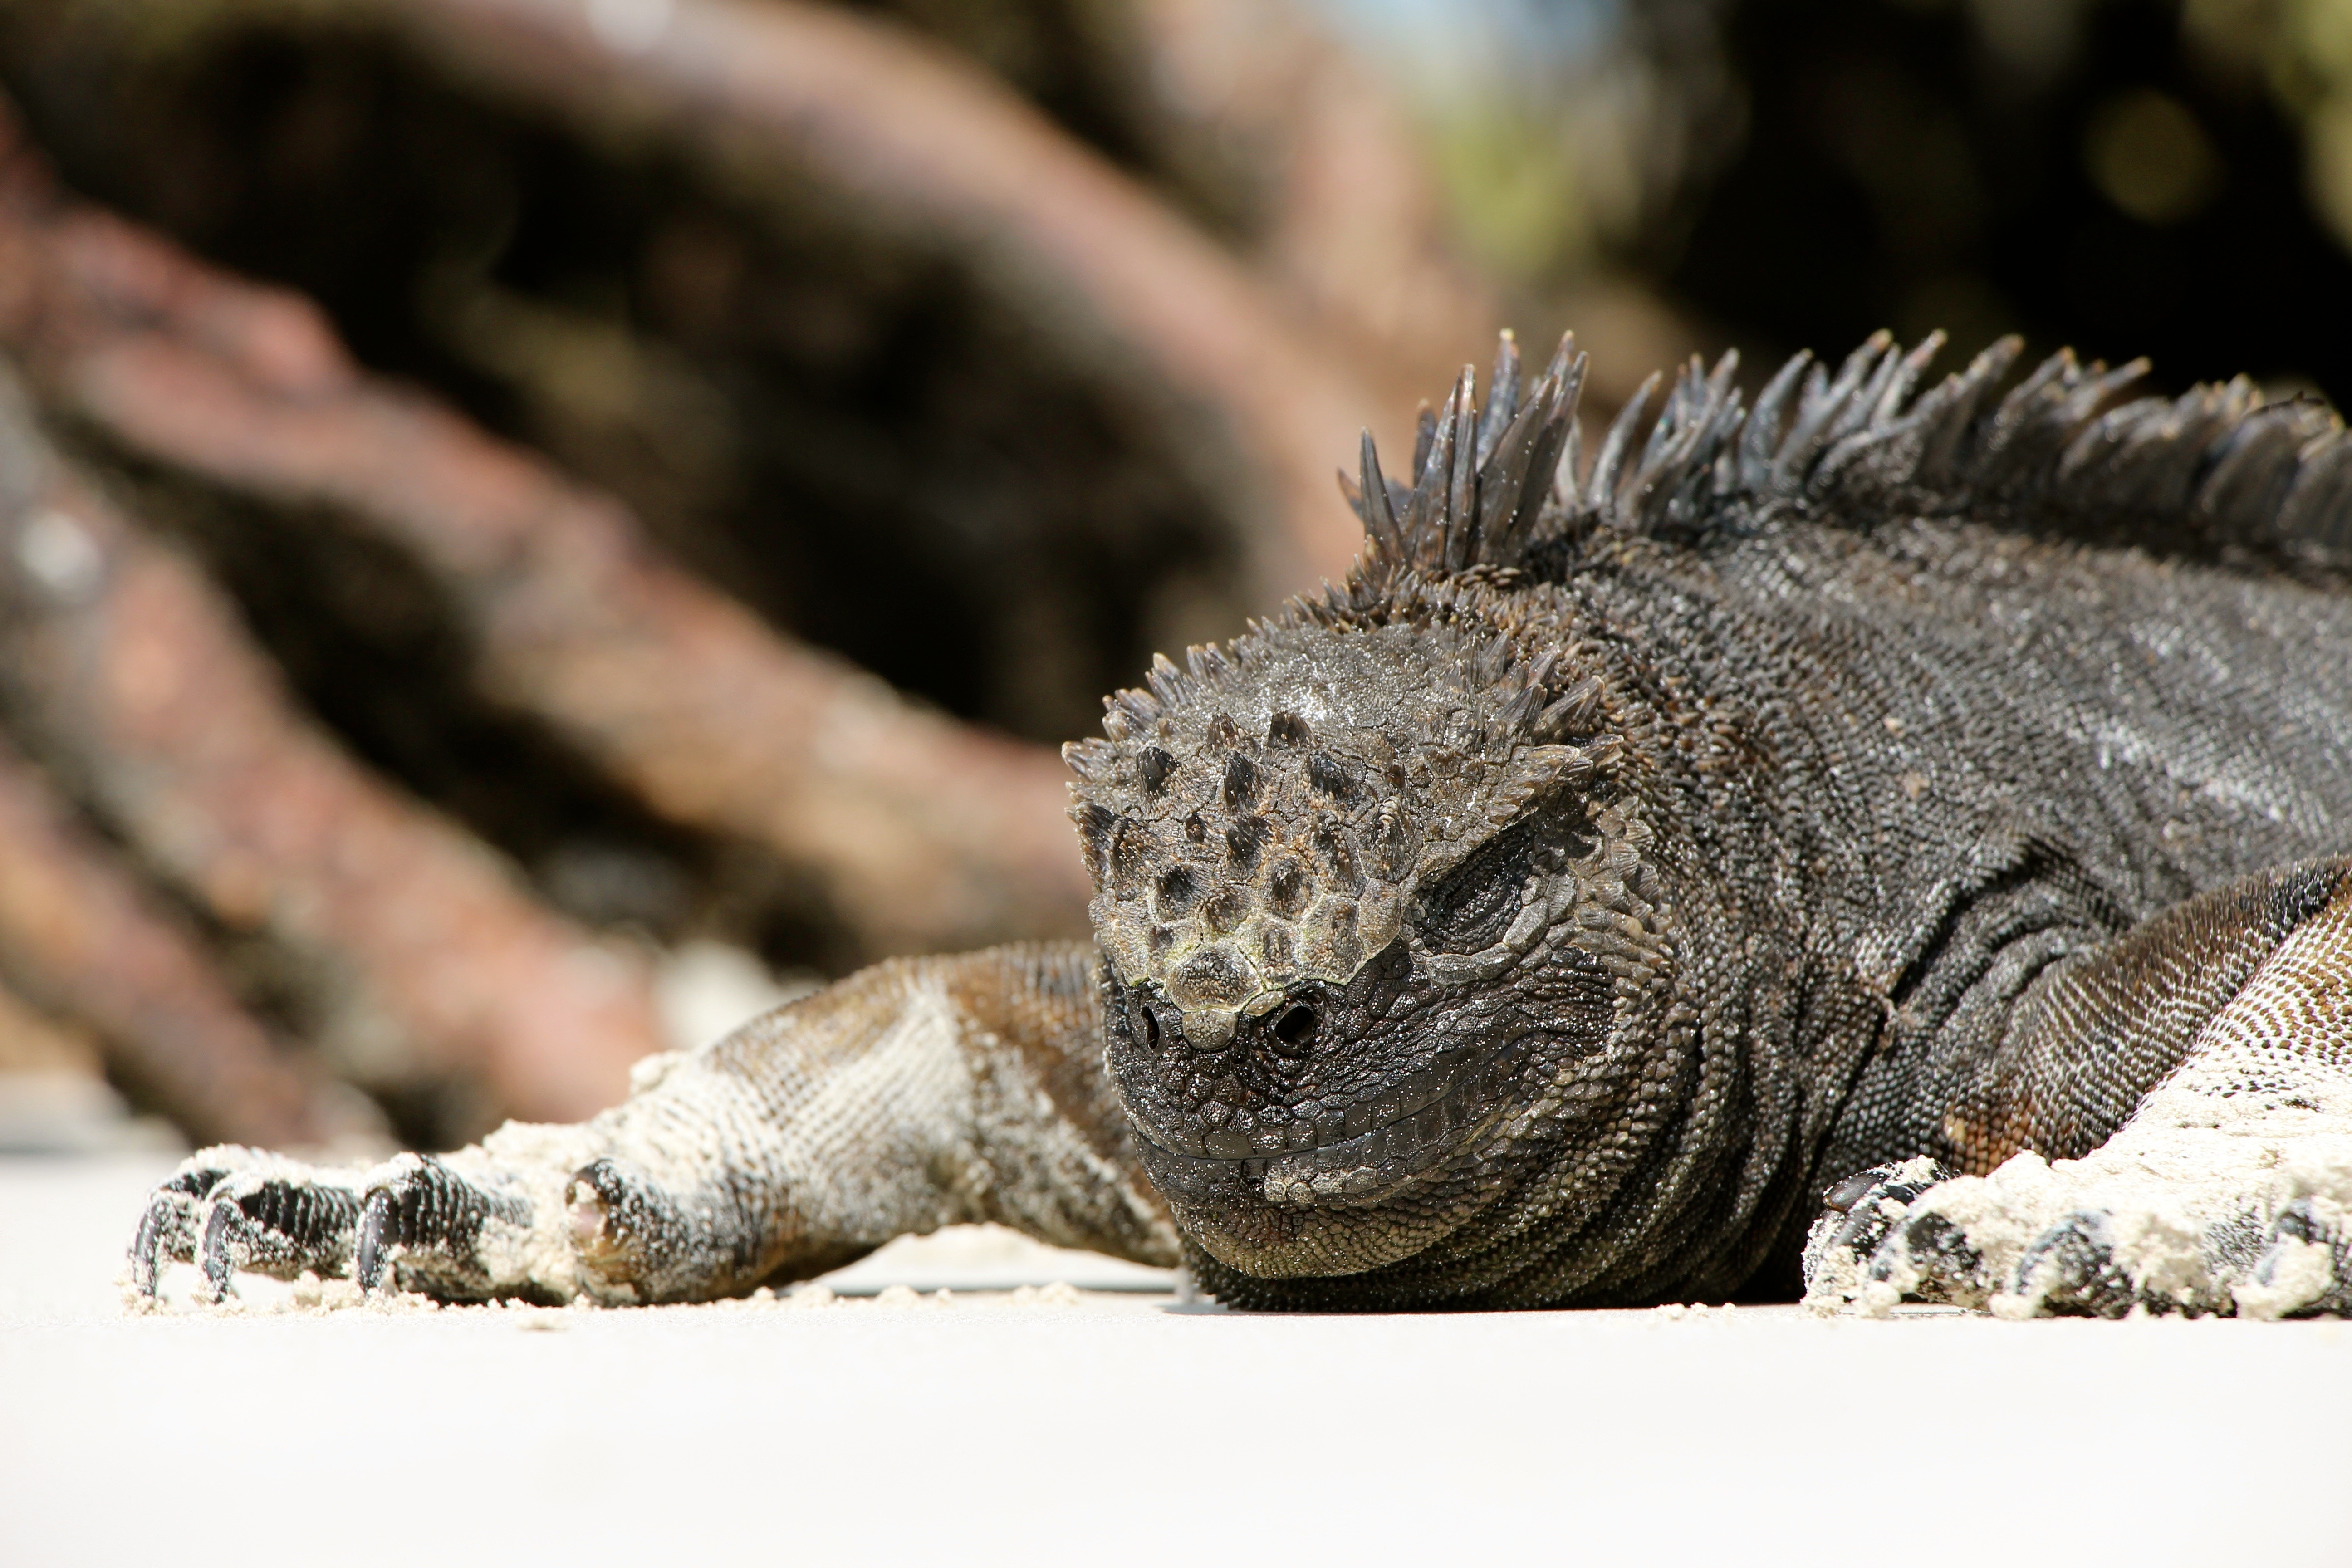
125, 327, 2352, 1319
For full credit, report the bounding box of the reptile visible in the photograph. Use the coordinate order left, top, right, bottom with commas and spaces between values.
127, 327, 2352, 1318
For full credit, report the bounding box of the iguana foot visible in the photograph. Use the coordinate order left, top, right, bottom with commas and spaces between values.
1800, 1157, 1956, 1310
129, 1147, 363, 1303
127, 1134, 600, 1305
1806, 1108, 2352, 1319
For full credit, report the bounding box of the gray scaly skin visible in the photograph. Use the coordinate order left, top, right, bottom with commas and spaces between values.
129, 329, 2352, 1318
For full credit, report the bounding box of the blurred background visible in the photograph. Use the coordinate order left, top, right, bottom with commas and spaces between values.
0, 0, 2343, 1158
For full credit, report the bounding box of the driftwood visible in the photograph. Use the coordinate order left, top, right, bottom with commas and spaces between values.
0, 729, 377, 1148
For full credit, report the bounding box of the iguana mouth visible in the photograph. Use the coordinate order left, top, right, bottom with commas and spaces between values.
1129, 1034, 1531, 1201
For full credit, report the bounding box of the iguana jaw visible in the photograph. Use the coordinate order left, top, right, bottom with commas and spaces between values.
1132, 1039, 1540, 1249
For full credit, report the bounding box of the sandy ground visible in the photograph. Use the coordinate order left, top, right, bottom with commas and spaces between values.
5, 1156, 2350, 1566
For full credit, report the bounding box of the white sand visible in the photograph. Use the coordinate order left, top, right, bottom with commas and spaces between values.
5, 1156, 2350, 1566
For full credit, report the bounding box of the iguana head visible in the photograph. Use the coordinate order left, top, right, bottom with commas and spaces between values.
1064, 333, 1687, 1285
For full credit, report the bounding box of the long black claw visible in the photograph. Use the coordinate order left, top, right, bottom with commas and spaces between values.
1801, 1158, 1954, 1299
354, 1156, 528, 1300
131, 1187, 203, 1298
201, 1203, 240, 1300
1822, 1169, 1881, 1214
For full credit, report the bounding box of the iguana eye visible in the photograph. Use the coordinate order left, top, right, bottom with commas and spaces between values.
1417, 824, 1535, 953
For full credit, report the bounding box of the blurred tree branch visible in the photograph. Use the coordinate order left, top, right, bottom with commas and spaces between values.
0, 338, 666, 1128
0, 170, 1095, 958
0, 728, 378, 1148
64, 0, 1398, 594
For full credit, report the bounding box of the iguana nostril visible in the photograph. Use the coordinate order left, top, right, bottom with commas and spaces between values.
1271, 1002, 1318, 1055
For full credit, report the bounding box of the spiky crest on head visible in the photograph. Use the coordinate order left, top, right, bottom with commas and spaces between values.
1335, 327, 2352, 578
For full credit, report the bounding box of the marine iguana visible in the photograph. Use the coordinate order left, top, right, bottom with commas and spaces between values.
128, 328, 2352, 1318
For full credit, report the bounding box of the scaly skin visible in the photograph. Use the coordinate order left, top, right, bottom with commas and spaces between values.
131, 331, 2352, 1317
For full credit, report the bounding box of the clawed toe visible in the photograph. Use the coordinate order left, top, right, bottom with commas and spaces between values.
1871, 1208, 1989, 1306
566, 1157, 698, 1297
1800, 1156, 1953, 1309
354, 1155, 529, 1300
2235, 1199, 2352, 1319
2008, 1211, 2139, 1318
198, 1172, 363, 1299
130, 1183, 208, 1298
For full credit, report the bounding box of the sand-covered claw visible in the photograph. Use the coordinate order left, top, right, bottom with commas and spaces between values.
1868, 1206, 1991, 1306
2219, 1199, 2352, 1319
1799, 1156, 1952, 1311
127, 1147, 364, 1302
200, 1167, 363, 1298
355, 1154, 534, 1301
2006, 1210, 2144, 1318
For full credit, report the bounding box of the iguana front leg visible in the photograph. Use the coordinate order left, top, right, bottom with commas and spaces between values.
1808, 860, 2352, 1318
128, 942, 1177, 1305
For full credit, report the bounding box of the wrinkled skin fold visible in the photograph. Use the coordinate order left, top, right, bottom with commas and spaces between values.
131, 330, 2352, 1317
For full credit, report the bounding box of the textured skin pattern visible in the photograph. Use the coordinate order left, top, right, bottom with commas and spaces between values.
130, 331, 2352, 1316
